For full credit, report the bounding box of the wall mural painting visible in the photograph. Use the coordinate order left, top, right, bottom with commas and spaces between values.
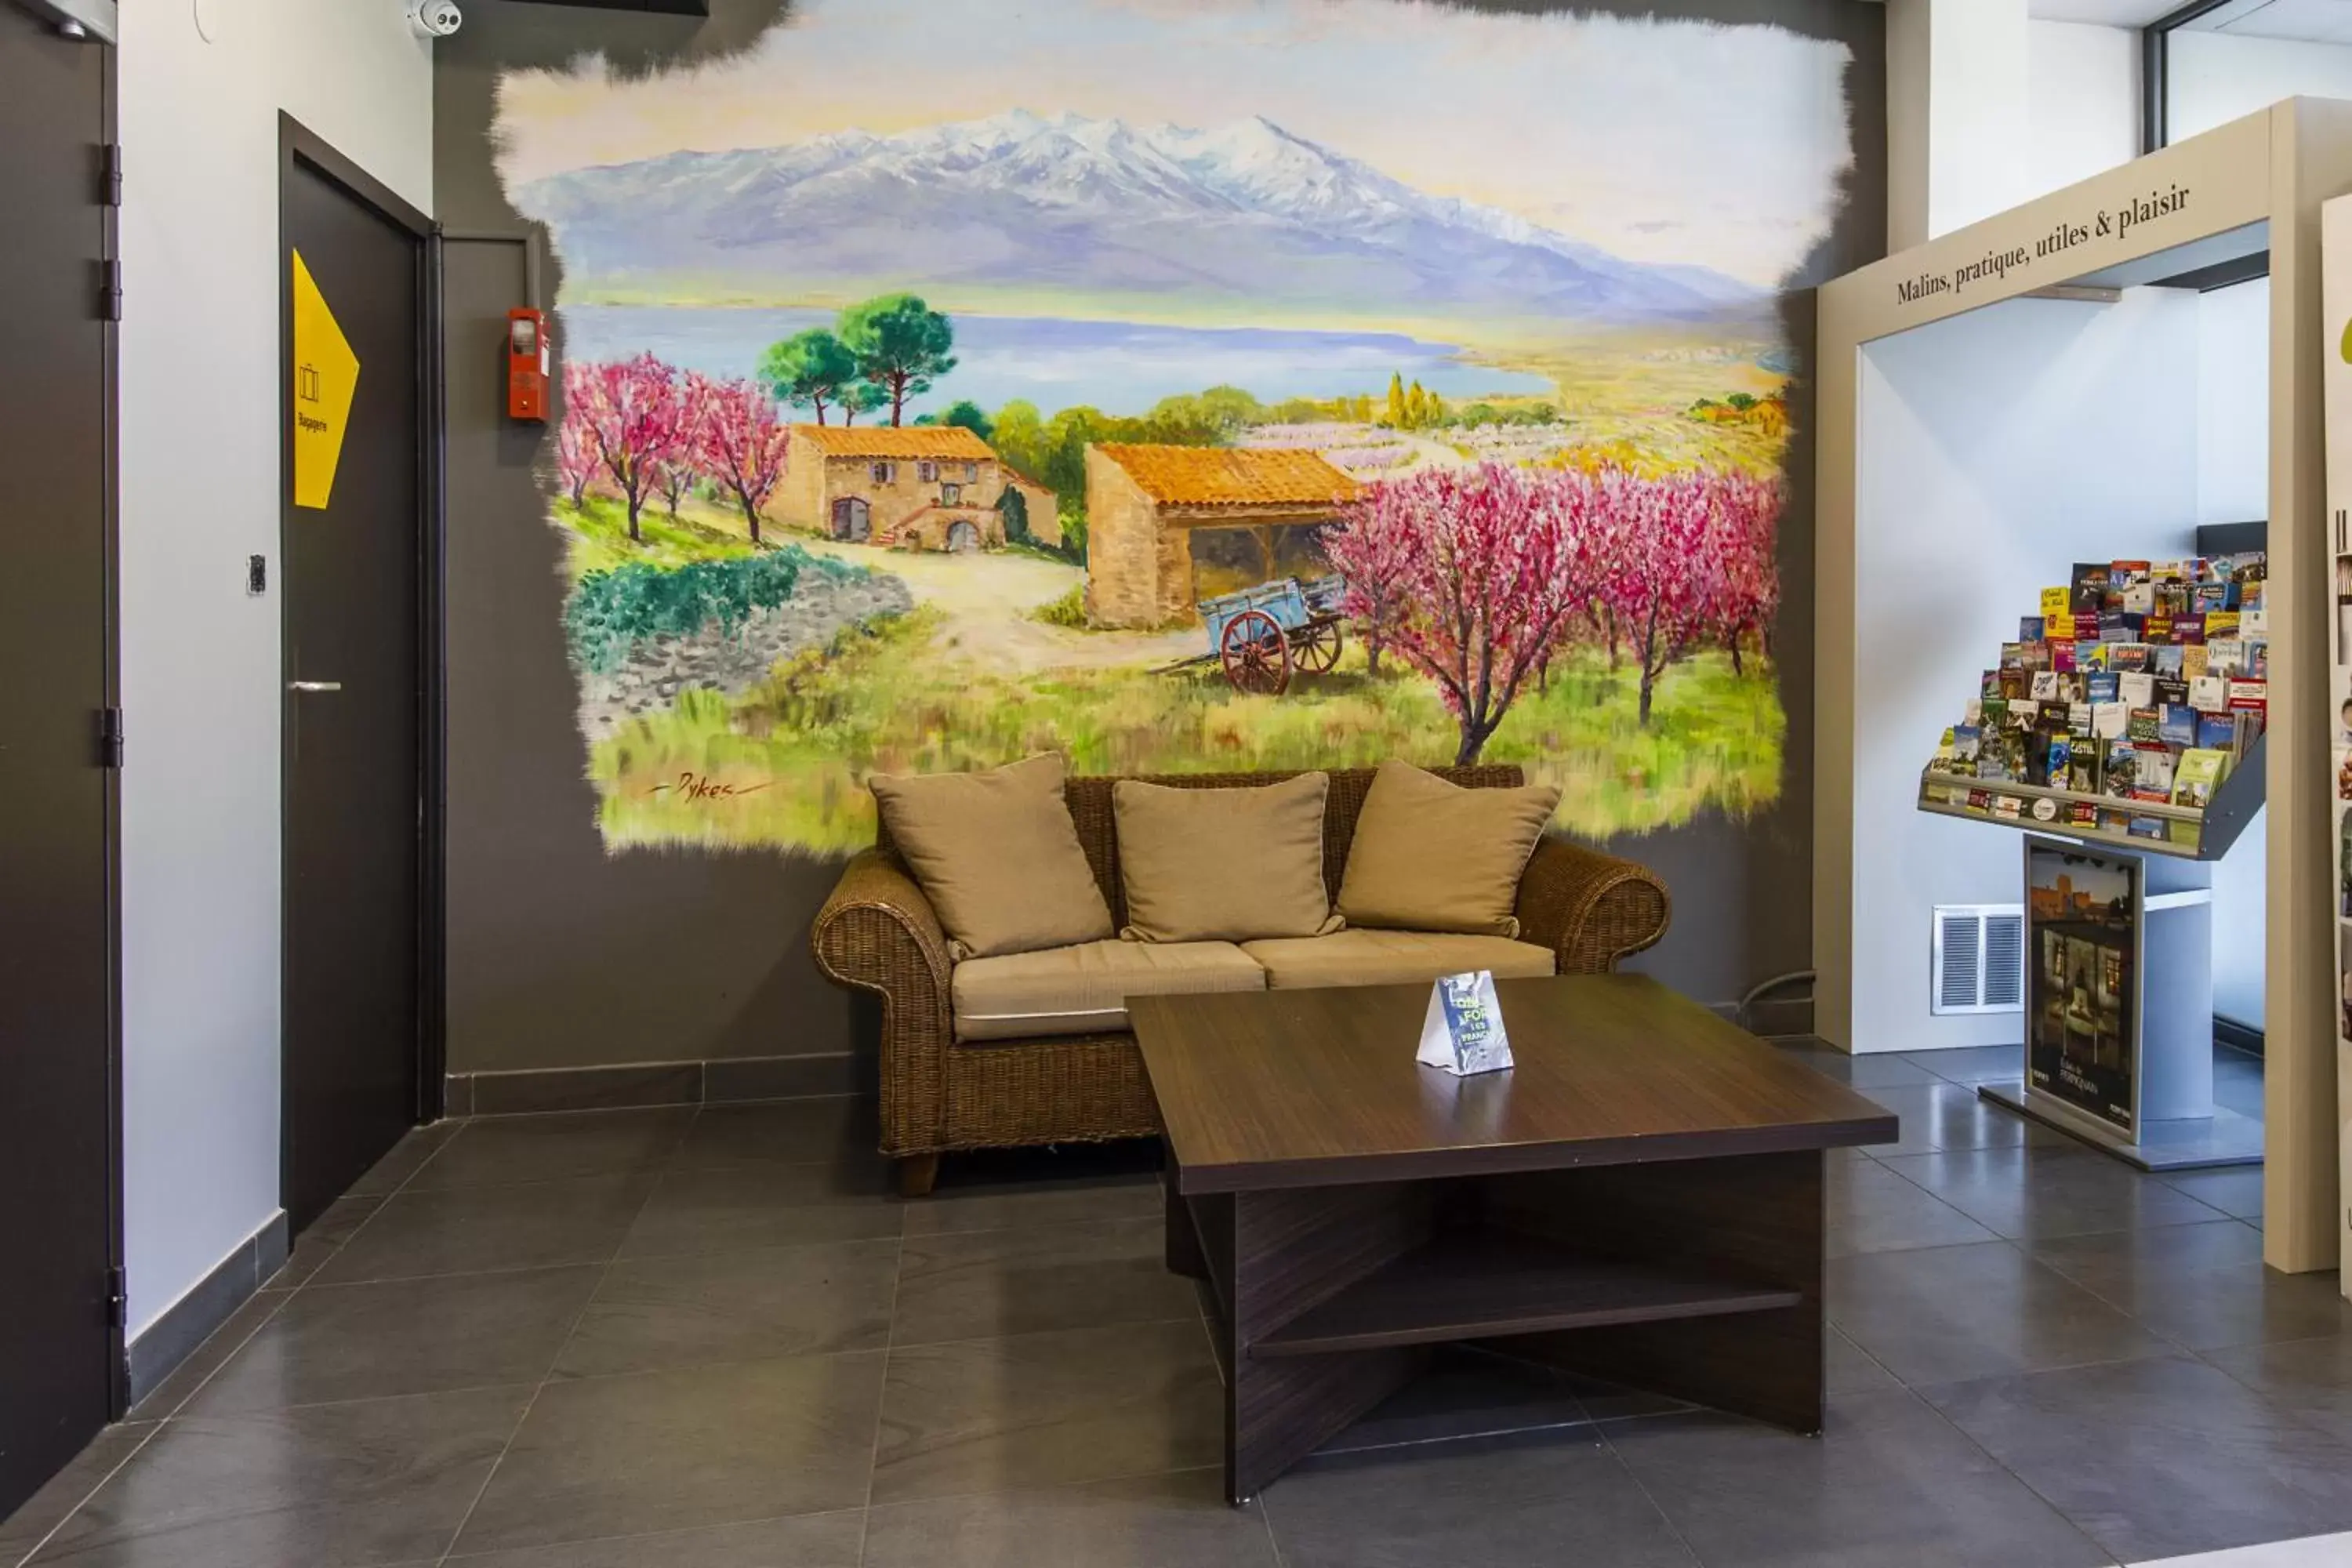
495, 0, 1854, 852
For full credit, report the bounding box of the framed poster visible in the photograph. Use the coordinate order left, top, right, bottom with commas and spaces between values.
2024, 840, 2142, 1135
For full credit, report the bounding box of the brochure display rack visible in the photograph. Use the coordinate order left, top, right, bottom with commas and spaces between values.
1911, 556, 2267, 1169
1823, 101, 2352, 1274
1914, 556, 2270, 863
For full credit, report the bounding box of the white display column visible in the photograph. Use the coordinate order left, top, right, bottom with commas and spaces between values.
1886, 0, 2034, 249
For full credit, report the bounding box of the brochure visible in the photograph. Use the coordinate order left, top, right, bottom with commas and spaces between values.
2132, 743, 2175, 800
2172, 749, 2231, 810
2102, 739, 2140, 797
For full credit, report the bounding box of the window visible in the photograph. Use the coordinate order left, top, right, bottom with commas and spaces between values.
917, 460, 938, 483
869, 461, 896, 485
964, 462, 978, 481
941, 483, 962, 506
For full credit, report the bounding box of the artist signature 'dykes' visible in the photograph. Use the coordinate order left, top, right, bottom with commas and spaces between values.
648, 771, 773, 803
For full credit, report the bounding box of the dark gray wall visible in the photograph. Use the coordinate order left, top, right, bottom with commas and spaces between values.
435, 0, 1886, 1072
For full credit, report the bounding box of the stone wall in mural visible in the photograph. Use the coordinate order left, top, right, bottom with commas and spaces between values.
495, 0, 1854, 853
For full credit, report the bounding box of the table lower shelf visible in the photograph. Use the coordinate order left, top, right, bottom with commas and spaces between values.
1250, 1232, 1802, 1358
1178, 1148, 1830, 1503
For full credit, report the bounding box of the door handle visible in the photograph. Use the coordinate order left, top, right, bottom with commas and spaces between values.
288, 681, 343, 692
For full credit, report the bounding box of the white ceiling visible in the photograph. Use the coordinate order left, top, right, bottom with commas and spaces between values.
2030, 0, 2194, 23
2031, 0, 2352, 39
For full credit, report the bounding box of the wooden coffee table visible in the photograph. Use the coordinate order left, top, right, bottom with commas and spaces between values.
1130, 973, 1897, 1503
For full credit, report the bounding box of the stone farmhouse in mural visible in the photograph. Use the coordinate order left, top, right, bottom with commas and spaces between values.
1083, 444, 1358, 628
777, 425, 1058, 552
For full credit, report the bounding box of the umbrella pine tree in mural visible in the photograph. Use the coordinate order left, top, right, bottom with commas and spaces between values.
759, 328, 859, 428
838, 295, 956, 429
499, 0, 1846, 851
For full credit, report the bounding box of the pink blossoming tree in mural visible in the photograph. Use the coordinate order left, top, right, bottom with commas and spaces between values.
1592, 466, 1734, 728
1323, 461, 1782, 747
556, 362, 601, 508
1706, 468, 1783, 675
695, 373, 793, 545
574, 354, 690, 543
652, 459, 695, 519
1375, 463, 1594, 765
654, 371, 718, 519
1319, 481, 1425, 677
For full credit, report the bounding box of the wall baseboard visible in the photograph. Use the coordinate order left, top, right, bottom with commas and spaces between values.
2214, 1014, 2264, 1058
125, 1211, 289, 1407
1709, 994, 1816, 1039
448, 1051, 861, 1117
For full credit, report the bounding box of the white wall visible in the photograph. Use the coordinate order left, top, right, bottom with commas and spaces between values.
118, 3, 431, 1338
1853, 290, 2202, 1051
2171, 33, 2352, 144
1887, 0, 2035, 248
2199, 277, 2271, 1030
2025, 20, 2140, 201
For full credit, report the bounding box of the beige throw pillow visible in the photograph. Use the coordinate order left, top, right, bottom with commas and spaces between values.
1114, 774, 1343, 944
869, 753, 1113, 960
1337, 760, 1561, 938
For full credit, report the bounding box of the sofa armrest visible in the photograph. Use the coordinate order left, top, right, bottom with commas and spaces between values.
1515, 836, 1671, 975
810, 849, 953, 1157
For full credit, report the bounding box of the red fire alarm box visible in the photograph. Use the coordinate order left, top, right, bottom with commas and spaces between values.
506, 307, 549, 422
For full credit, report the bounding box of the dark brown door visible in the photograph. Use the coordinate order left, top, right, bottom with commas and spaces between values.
0, 3, 120, 1519
281, 132, 430, 1232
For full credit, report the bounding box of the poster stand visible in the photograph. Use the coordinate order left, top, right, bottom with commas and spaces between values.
1978, 836, 2259, 1171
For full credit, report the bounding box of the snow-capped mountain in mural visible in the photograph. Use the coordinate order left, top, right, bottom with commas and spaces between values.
514, 109, 1765, 322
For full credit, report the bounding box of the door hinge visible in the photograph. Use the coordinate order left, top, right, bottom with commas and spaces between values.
98, 706, 124, 768
100, 260, 122, 322
101, 142, 122, 207
104, 1265, 126, 1329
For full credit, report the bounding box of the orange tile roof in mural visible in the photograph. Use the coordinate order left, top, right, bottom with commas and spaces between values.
793, 424, 996, 459
1096, 444, 1359, 510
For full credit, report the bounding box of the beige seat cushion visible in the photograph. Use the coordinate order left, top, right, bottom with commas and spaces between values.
953, 938, 1266, 1041
1337, 760, 1561, 938
1113, 773, 1341, 943
1240, 929, 1555, 991
869, 753, 1113, 960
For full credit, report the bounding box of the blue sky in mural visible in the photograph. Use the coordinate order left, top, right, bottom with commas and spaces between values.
498, 0, 1853, 290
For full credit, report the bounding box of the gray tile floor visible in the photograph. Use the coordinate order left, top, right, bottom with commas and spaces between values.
6, 1043, 2350, 1567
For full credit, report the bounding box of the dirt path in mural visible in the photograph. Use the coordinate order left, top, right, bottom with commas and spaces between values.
797, 537, 1203, 673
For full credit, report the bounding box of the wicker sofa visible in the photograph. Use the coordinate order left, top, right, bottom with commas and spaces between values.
811, 764, 1671, 1196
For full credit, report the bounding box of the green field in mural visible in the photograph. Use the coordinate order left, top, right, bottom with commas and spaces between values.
497, 0, 1853, 851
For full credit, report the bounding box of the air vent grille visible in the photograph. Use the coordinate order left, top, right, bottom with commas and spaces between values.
1982, 913, 2024, 1008
1932, 904, 2024, 1014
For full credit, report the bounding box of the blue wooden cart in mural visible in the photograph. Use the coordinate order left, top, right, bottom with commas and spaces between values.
1161, 575, 1347, 695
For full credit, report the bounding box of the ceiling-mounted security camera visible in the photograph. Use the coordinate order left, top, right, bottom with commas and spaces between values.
405, 0, 460, 37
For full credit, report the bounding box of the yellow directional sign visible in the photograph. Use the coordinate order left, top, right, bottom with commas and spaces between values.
290, 249, 360, 510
